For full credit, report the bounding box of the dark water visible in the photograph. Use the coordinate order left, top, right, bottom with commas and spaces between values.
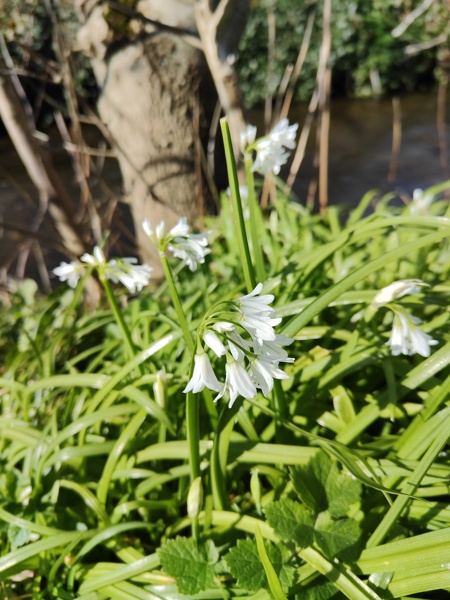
288, 92, 450, 206
0, 91, 449, 284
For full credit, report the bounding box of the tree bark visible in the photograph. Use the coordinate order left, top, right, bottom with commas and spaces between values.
76, 0, 249, 271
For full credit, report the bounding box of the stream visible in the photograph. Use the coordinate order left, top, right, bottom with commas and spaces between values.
0, 91, 448, 285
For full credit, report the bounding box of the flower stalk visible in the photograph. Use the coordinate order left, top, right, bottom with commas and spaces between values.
101, 275, 138, 363
160, 254, 195, 354
220, 118, 256, 293
244, 157, 266, 283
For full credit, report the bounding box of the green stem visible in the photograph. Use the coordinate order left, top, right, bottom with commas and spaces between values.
210, 401, 241, 510
220, 118, 256, 293
101, 276, 137, 364
245, 158, 266, 283
186, 386, 200, 541
160, 254, 195, 353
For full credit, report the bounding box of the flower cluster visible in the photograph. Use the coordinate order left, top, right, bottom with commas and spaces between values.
386, 308, 438, 358
53, 246, 152, 293
371, 279, 438, 358
143, 217, 210, 272
184, 283, 294, 407
240, 119, 298, 175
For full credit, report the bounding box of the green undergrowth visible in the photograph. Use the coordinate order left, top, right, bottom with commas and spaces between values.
0, 180, 449, 600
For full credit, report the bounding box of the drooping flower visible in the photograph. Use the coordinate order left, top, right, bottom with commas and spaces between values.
142, 219, 166, 242
240, 124, 257, 154
183, 351, 222, 394
106, 258, 153, 293
81, 245, 107, 267
253, 334, 295, 363
371, 279, 427, 309
52, 260, 85, 288
386, 309, 438, 357
54, 245, 152, 293
202, 329, 227, 357
240, 119, 298, 175
235, 283, 282, 343
249, 356, 290, 396
142, 217, 210, 272
184, 282, 294, 405
269, 118, 298, 150
215, 358, 258, 408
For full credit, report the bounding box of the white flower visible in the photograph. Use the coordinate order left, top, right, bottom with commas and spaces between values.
386, 310, 438, 357
213, 321, 236, 333
79, 245, 152, 293
269, 119, 298, 149
227, 329, 253, 356
215, 359, 257, 408
252, 139, 290, 175
184, 351, 222, 394
106, 258, 152, 293
143, 217, 210, 271
52, 261, 85, 288
371, 279, 427, 308
237, 283, 275, 314
253, 334, 295, 362
184, 282, 294, 406
142, 219, 165, 241
168, 235, 210, 272
81, 245, 106, 266
235, 283, 281, 342
240, 124, 257, 153
249, 356, 290, 396
240, 313, 282, 343
202, 329, 227, 357
409, 188, 434, 216
249, 119, 298, 175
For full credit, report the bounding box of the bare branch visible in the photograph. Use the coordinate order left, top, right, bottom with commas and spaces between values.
392, 0, 433, 38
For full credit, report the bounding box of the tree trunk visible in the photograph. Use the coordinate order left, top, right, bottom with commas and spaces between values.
98, 32, 209, 268
76, 0, 249, 272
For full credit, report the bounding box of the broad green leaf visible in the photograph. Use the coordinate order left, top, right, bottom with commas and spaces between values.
299, 579, 340, 600
265, 498, 314, 547
8, 525, 31, 551
291, 452, 362, 518
225, 538, 294, 594
314, 513, 362, 562
158, 537, 218, 595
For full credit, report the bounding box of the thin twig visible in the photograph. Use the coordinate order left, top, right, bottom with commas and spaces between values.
279, 7, 316, 121
387, 96, 402, 184
316, 0, 332, 211
391, 0, 433, 38
436, 80, 449, 178
285, 87, 319, 194
265, 6, 276, 131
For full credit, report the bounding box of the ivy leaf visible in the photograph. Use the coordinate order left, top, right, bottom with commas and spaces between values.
265, 498, 314, 547
225, 538, 295, 594
314, 512, 362, 562
158, 536, 218, 595
291, 452, 361, 518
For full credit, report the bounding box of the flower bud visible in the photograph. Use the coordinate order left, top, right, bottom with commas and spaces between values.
153, 370, 167, 410
187, 476, 203, 520
250, 469, 262, 515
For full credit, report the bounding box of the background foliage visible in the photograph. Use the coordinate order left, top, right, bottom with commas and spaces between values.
238, 0, 447, 106
0, 182, 449, 599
